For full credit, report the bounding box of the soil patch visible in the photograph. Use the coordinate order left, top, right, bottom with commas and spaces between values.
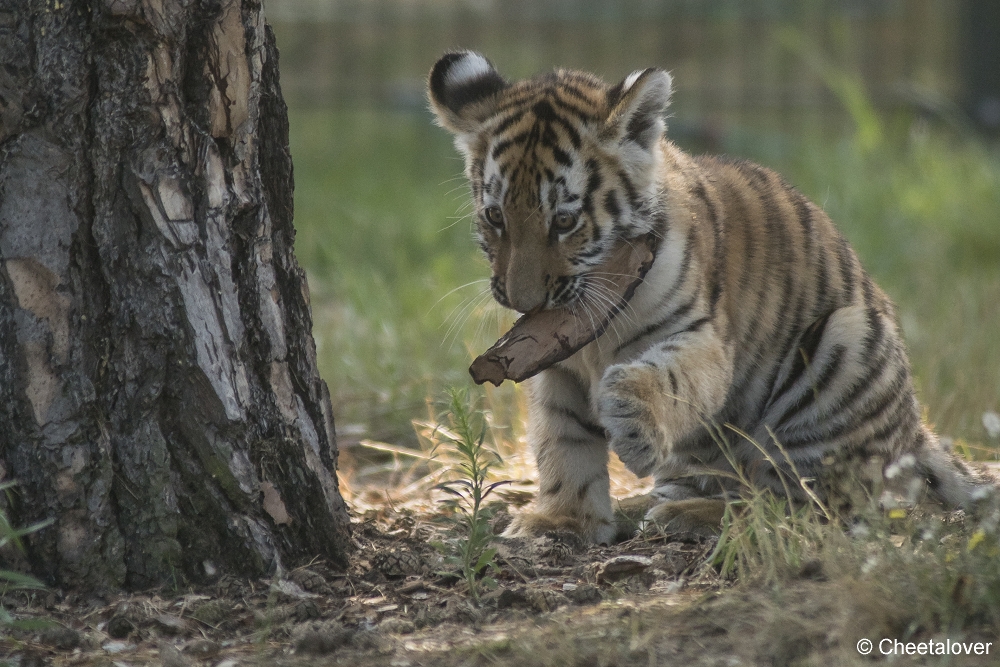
4, 508, 996, 666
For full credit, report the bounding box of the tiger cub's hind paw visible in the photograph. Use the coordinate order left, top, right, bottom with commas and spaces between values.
644, 498, 726, 538
612, 494, 659, 541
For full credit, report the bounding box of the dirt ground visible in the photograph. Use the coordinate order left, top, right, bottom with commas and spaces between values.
4, 504, 998, 667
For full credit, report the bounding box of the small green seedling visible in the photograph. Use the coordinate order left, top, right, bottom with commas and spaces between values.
433, 387, 511, 602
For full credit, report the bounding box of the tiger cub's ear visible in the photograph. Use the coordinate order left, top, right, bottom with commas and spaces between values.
428, 51, 509, 135
603, 68, 672, 152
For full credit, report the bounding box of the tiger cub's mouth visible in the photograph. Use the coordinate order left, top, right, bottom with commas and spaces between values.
492, 274, 590, 314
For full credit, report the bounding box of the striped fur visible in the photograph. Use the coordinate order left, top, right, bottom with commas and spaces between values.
429, 52, 991, 543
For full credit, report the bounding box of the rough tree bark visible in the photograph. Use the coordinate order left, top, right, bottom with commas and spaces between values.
0, 0, 351, 589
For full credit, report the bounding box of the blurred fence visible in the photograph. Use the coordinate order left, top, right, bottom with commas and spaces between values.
269, 0, 967, 143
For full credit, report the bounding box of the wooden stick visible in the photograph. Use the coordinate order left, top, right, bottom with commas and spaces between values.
470, 233, 658, 386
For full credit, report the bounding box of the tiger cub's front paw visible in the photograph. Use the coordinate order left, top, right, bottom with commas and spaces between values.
598, 363, 665, 478
504, 511, 616, 545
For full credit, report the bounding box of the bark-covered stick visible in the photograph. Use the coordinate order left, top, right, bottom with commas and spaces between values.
470, 233, 658, 386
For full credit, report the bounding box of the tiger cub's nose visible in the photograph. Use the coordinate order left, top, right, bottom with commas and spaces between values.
506, 270, 547, 313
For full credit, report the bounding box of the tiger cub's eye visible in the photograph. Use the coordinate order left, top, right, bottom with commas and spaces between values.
553, 211, 577, 233
484, 206, 504, 229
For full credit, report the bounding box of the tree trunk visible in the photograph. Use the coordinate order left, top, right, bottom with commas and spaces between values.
0, 0, 351, 590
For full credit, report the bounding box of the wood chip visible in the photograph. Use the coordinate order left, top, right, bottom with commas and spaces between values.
153, 613, 189, 634
184, 639, 221, 659
596, 555, 653, 583
397, 578, 428, 594
470, 233, 657, 385
102, 641, 136, 654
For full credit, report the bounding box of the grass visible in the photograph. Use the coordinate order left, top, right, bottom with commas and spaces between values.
706, 430, 839, 587
0, 481, 51, 632
707, 465, 1000, 643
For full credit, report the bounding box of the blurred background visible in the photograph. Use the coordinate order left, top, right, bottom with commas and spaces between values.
267, 0, 1000, 493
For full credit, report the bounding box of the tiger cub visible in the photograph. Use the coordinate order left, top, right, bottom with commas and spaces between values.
428, 51, 989, 544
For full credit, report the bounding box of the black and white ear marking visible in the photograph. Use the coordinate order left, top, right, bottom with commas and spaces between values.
428, 51, 509, 134
604, 68, 673, 150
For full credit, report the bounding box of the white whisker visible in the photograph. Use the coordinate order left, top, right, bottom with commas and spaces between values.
441, 287, 494, 349
427, 278, 492, 315
580, 284, 628, 347
582, 279, 640, 332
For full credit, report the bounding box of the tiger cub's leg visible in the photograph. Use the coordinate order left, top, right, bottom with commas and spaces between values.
598, 327, 734, 536
755, 305, 927, 503
598, 326, 733, 477
505, 365, 617, 544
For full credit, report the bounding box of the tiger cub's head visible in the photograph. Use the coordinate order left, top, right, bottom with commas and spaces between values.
428, 51, 672, 314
